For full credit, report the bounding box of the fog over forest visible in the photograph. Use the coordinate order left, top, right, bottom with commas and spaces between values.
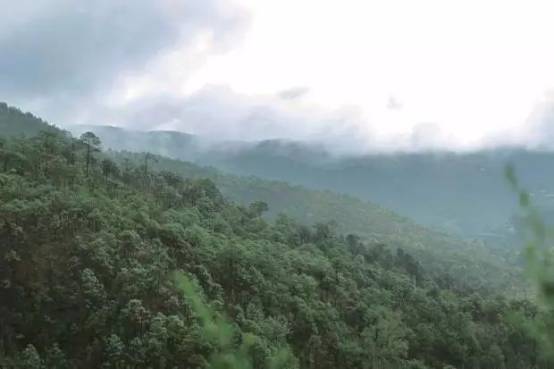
3, 1, 554, 369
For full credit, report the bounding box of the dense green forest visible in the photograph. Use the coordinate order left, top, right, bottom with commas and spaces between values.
110, 151, 523, 293
0, 102, 551, 368
75, 124, 554, 239
5, 104, 525, 291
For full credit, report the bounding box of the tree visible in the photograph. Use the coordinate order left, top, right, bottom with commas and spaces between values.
79, 131, 101, 177
101, 158, 119, 180
249, 201, 269, 217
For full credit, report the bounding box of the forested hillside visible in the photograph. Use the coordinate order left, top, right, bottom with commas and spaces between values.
0, 103, 58, 137
13, 104, 524, 290
74, 124, 554, 239
112, 152, 523, 292
0, 105, 548, 369
1, 104, 525, 294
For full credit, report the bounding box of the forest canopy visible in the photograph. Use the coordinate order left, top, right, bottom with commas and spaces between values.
0, 103, 550, 369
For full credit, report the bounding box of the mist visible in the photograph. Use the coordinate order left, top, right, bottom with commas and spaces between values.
4, 2, 554, 366
2, 0, 554, 155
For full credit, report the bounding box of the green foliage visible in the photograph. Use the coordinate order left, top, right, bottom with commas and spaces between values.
75, 123, 554, 240
0, 102, 59, 137
114, 151, 525, 293
0, 103, 545, 369
505, 164, 554, 363
174, 272, 295, 369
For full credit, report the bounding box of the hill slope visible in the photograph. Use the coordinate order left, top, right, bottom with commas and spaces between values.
0, 108, 542, 369
0, 102, 59, 137
72, 124, 554, 239
111, 151, 521, 290
1, 103, 524, 291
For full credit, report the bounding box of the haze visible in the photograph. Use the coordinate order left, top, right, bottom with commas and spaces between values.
2, 0, 554, 151
5, 2, 554, 367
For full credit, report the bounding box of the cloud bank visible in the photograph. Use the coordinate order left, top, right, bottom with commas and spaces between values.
87, 85, 370, 154
0, 0, 248, 122
0, 0, 375, 155
1, 0, 553, 154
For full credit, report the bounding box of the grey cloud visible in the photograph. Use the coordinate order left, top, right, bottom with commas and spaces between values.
278, 87, 310, 100
0, 0, 248, 101
4, 0, 523, 154
81, 85, 371, 154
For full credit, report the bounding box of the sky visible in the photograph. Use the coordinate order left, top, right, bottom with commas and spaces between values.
2, 0, 554, 152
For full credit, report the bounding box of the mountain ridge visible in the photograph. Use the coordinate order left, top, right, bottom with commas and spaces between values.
0, 102, 525, 292
66, 123, 554, 238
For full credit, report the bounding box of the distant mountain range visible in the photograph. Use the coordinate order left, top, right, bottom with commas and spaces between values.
71, 124, 554, 238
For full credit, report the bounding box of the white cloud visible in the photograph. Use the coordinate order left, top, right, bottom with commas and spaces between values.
186, 0, 554, 149
3, 0, 554, 151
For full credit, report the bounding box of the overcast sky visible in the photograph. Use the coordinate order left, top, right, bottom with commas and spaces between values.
2, 0, 554, 152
